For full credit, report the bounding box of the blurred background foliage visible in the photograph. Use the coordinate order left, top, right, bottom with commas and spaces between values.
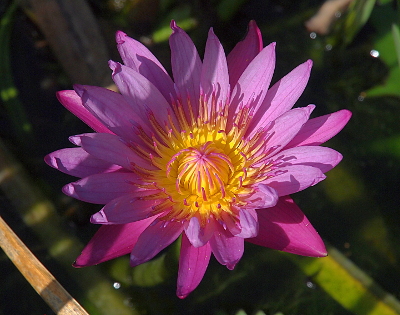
1, 0, 400, 314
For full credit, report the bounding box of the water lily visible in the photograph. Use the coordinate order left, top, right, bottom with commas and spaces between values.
45, 20, 351, 298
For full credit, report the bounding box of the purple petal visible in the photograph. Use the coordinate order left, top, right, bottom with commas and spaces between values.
247, 196, 327, 257
185, 216, 217, 247
62, 172, 145, 204
229, 42, 276, 117
263, 165, 326, 196
201, 28, 229, 106
209, 225, 244, 270
177, 233, 211, 299
170, 20, 202, 117
235, 209, 258, 238
227, 20, 263, 89
247, 60, 313, 136
79, 133, 156, 170
73, 216, 157, 267
56, 90, 112, 134
285, 109, 352, 148
130, 220, 185, 267
91, 192, 163, 224
44, 147, 121, 178
272, 146, 342, 174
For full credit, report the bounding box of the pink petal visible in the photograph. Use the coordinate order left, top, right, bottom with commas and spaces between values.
91, 192, 163, 224
79, 133, 156, 170
272, 146, 343, 174
235, 209, 258, 238
73, 216, 157, 267
44, 147, 121, 178
185, 216, 217, 247
247, 60, 313, 136
201, 28, 229, 106
209, 226, 244, 270
109, 61, 177, 129
116, 31, 177, 102
247, 196, 327, 257
177, 233, 211, 299
169, 20, 202, 117
263, 165, 326, 196
74, 85, 150, 143
285, 109, 352, 148
130, 220, 185, 267
56, 90, 112, 134
62, 172, 145, 204
229, 42, 276, 117
227, 20, 263, 89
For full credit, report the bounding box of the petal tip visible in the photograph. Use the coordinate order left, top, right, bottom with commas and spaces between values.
91, 211, 107, 224
115, 30, 127, 44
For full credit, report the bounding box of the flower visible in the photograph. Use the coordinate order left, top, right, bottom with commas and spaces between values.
45, 20, 351, 298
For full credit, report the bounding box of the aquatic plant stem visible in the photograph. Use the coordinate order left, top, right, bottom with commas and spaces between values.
0, 215, 88, 315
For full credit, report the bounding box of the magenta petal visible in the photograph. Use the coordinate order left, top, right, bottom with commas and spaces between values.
247, 60, 313, 136
247, 196, 327, 257
56, 90, 112, 134
285, 109, 352, 148
209, 226, 244, 270
177, 233, 211, 299
45, 147, 121, 178
227, 20, 263, 89
130, 220, 185, 267
169, 20, 202, 116
201, 28, 229, 106
74, 216, 157, 267
79, 133, 155, 170
91, 192, 162, 224
116, 31, 177, 103
62, 172, 145, 204
263, 165, 326, 196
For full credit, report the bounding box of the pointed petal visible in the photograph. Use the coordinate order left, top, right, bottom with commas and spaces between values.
229, 42, 276, 116
285, 109, 352, 148
130, 220, 185, 267
56, 90, 112, 134
116, 31, 177, 102
272, 146, 342, 174
248, 60, 313, 136
185, 216, 217, 247
73, 216, 157, 267
170, 20, 202, 116
209, 226, 244, 270
263, 165, 326, 196
201, 28, 229, 106
177, 233, 211, 299
79, 133, 156, 170
44, 147, 121, 178
109, 61, 177, 128
247, 196, 327, 257
91, 192, 163, 224
227, 20, 263, 89
62, 172, 144, 204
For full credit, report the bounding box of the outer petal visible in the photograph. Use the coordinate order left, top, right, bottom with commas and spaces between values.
285, 109, 352, 148
170, 20, 202, 117
73, 216, 157, 267
130, 220, 185, 267
62, 172, 145, 204
91, 192, 163, 224
177, 233, 211, 299
79, 133, 156, 170
263, 165, 326, 196
109, 61, 177, 129
56, 90, 112, 134
247, 60, 313, 136
201, 28, 229, 107
44, 147, 121, 178
116, 31, 177, 103
271, 146, 343, 174
229, 42, 276, 117
247, 196, 327, 257
227, 20, 263, 89
209, 226, 244, 270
